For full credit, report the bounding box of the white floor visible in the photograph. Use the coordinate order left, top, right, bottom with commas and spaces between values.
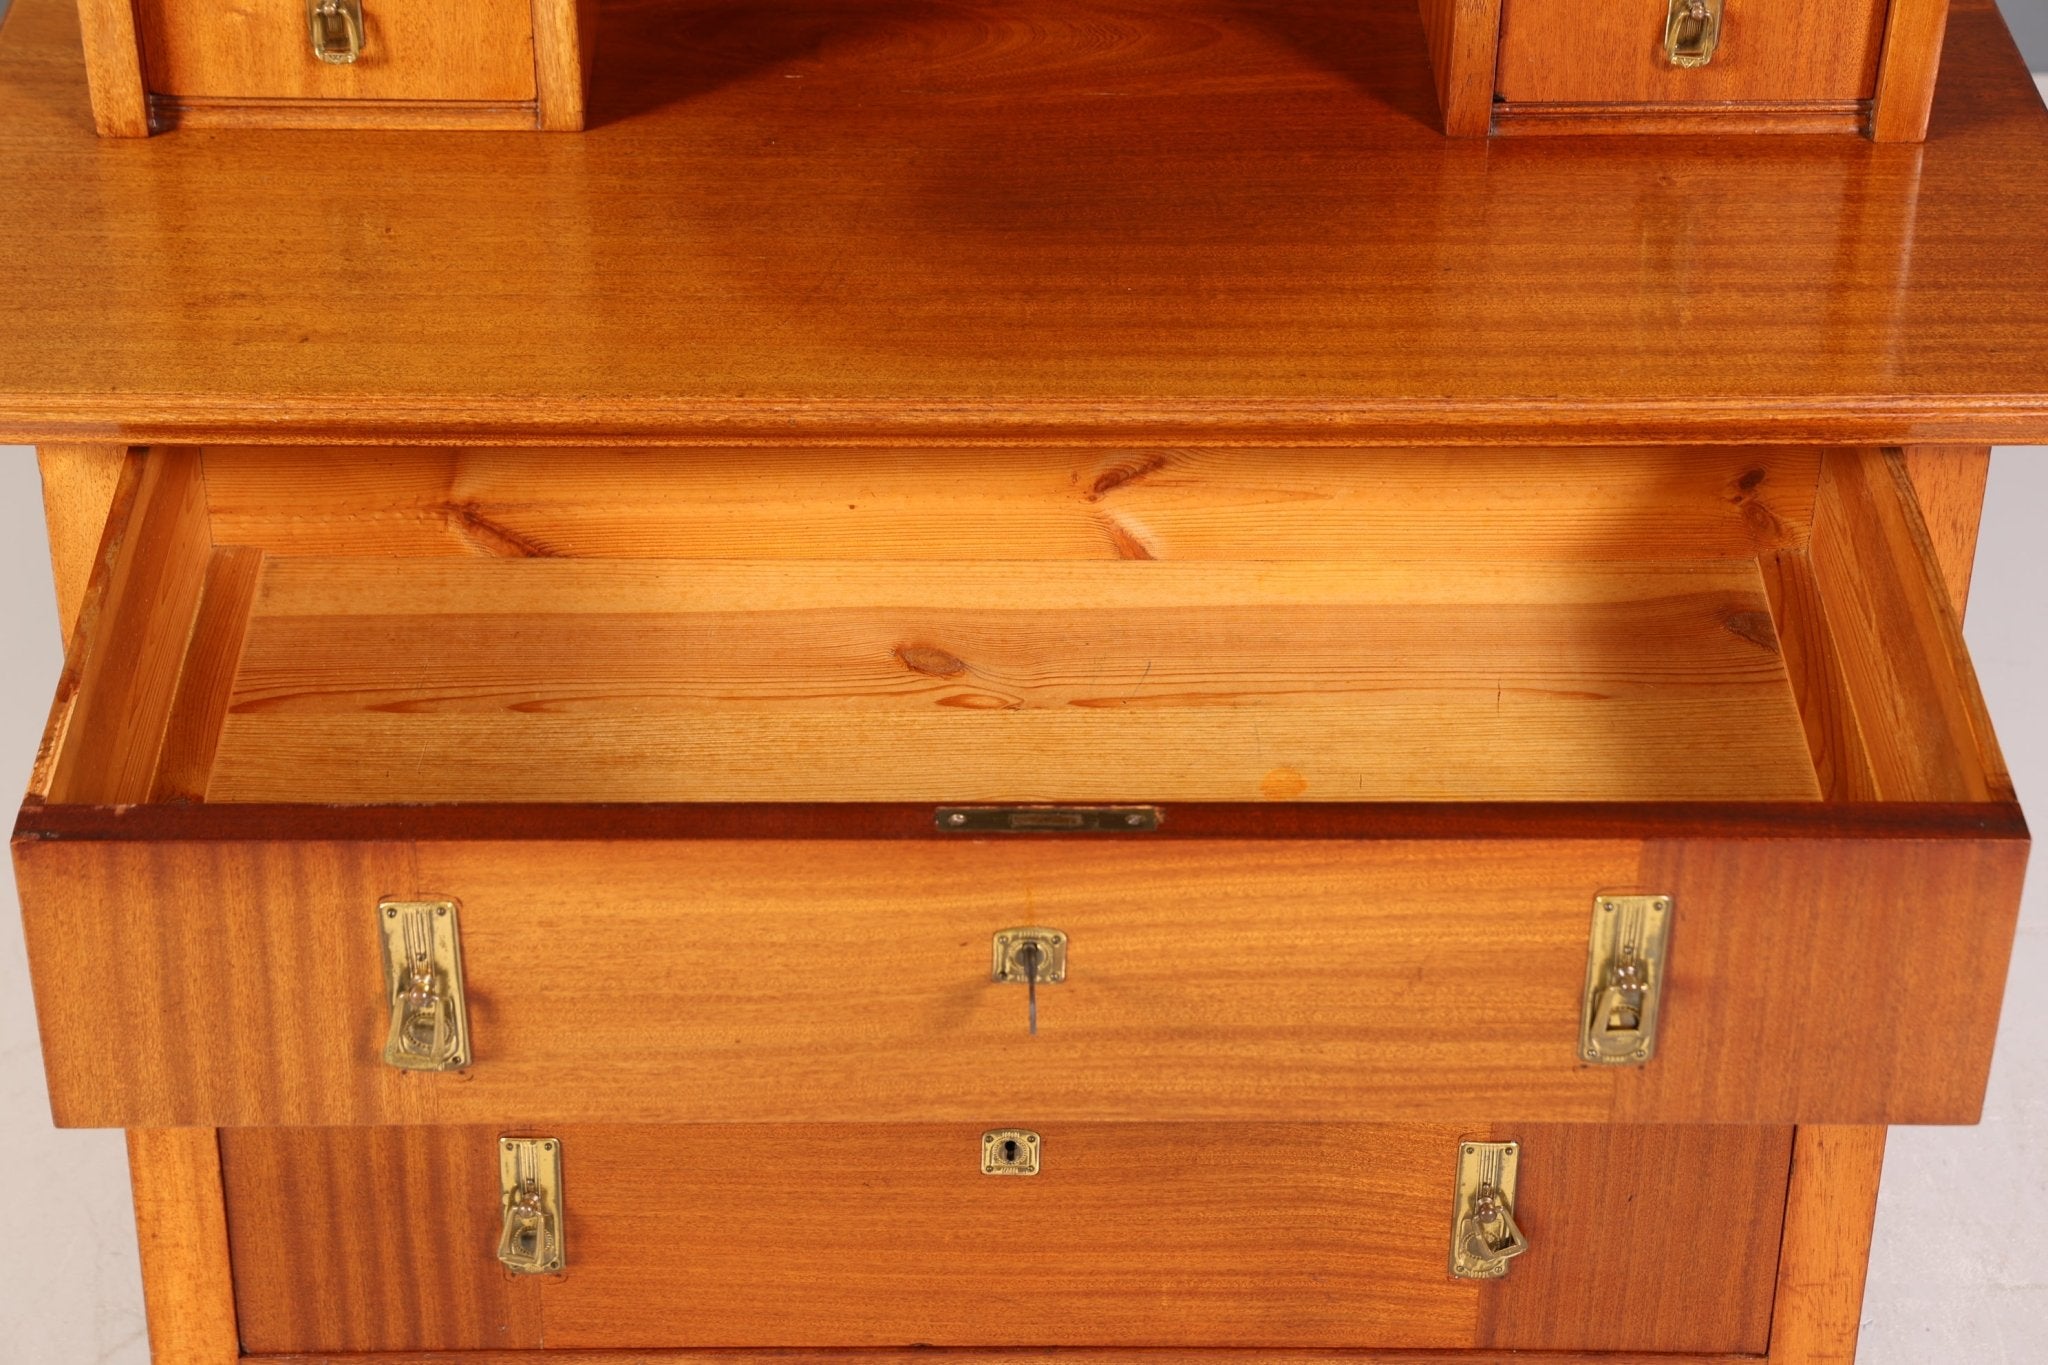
0, 447, 2041, 1360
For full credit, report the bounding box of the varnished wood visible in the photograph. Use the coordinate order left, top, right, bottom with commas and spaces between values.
126, 1128, 238, 1365
4, 0, 2048, 445
221, 1126, 540, 1353
148, 96, 541, 132
1494, 102, 1867, 136
18, 826, 2023, 1128
1899, 444, 1990, 612
39, 446, 211, 804
532, 0, 596, 130
135, 0, 537, 103
35, 443, 129, 643
222, 1123, 1785, 1353
1496, 0, 1888, 106
1767, 1126, 1889, 1363
196, 444, 1820, 563
1479, 1123, 1790, 1351
152, 546, 263, 802
70, 0, 149, 135
1871, 0, 1953, 142
1417, 0, 1501, 136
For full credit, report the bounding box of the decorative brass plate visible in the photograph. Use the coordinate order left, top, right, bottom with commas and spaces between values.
1579, 894, 1673, 1067
982, 1129, 1042, 1175
497, 1137, 565, 1274
992, 928, 1068, 985
939, 806, 1160, 833
378, 899, 471, 1072
1449, 1141, 1528, 1280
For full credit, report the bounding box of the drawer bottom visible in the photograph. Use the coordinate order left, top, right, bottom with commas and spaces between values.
220, 1124, 1789, 1355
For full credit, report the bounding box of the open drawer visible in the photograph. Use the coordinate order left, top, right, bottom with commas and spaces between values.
219, 1122, 1791, 1355
15, 444, 2025, 1127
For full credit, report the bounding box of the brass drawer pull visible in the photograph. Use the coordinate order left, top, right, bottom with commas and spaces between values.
308, 0, 365, 65
1665, 0, 1723, 68
497, 1137, 565, 1274
379, 899, 471, 1071
1580, 895, 1673, 1066
1450, 1141, 1529, 1280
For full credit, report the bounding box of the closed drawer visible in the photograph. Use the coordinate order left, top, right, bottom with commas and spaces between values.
138, 0, 539, 105
14, 444, 2026, 1128
219, 1123, 1790, 1354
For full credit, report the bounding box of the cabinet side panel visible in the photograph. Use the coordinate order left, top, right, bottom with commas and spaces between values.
1768, 1126, 1888, 1362
127, 1128, 239, 1365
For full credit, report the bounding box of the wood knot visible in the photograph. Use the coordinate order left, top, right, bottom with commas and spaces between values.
896, 645, 968, 677
1723, 611, 1779, 652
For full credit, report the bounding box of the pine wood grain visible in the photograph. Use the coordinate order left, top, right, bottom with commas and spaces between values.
1871, 0, 1954, 141
1760, 547, 1881, 801
205, 557, 1820, 804
220, 1124, 1784, 1354
1496, 0, 1889, 105
35, 443, 129, 644
1808, 447, 2009, 801
196, 445, 1822, 563
152, 546, 264, 802
41, 445, 211, 804
222, 1126, 541, 1354
1479, 1123, 1791, 1352
1899, 444, 1989, 613
1767, 1126, 1888, 1364
127, 1128, 239, 1365
16, 822, 2025, 1128
135, 0, 537, 102
4, 0, 2048, 445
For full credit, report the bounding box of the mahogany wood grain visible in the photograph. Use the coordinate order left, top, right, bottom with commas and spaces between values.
222, 1126, 541, 1353
126, 1128, 239, 1365
1417, 0, 1502, 136
40, 445, 210, 804
16, 824, 2024, 1127
34, 443, 129, 643
4, 0, 2048, 445
1871, 0, 1954, 142
532, 0, 596, 130
1900, 444, 1990, 612
1808, 447, 2009, 801
1479, 1123, 1790, 1352
136, 0, 537, 102
219, 1124, 1784, 1353
1767, 1126, 1889, 1364
70, 0, 149, 134
1496, 0, 1889, 105
196, 444, 1821, 563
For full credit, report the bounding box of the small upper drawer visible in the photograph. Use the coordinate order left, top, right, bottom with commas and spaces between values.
13, 444, 2027, 1130
1496, 0, 1891, 107
139, 0, 539, 103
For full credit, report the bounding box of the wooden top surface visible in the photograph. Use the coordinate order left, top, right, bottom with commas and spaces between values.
1, 0, 2047, 446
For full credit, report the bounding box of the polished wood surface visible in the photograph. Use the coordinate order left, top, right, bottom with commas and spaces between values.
1496, 0, 1889, 105
2, 0, 2048, 445
125, 1128, 239, 1365
222, 1123, 1786, 1353
136, 0, 537, 102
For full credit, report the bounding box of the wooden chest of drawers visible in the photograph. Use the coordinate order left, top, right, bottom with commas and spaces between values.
4, 0, 2046, 1360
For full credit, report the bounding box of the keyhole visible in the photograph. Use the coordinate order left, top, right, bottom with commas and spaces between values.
1001, 1139, 1020, 1164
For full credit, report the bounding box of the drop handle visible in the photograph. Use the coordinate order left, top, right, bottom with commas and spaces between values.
1450, 1142, 1530, 1280
992, 928, 1067, 1035
379, 899, 471, 1072
308, 0, 364, 64
1665, 0, 1723, 68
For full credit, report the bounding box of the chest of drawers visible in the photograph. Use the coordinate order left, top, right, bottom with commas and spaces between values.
4, 0, 2046, 1361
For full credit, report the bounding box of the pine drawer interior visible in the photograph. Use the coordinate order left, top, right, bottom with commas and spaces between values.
29, 444, 2008, 810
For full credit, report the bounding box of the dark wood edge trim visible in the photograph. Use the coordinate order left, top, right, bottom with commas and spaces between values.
13, 799, 2028, 844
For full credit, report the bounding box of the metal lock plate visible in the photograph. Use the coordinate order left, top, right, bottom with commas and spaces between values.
379, 899, 471, 1072
992, 928, 1067, 985
982, 1129, 1042, 1176
1449, 1141, 1529, 1280
1665, 0, 1723, 67
940, 806, 1160, 833
498, 1137, 565, 1274
1579, 895, 1672, 1067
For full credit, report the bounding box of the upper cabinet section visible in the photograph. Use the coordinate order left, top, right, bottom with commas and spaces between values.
1425, 0, 1954, 137
75, 0, 596, 133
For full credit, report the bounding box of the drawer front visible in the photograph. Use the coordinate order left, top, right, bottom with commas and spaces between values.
138, 0, 539, 103
1497, 0, 1891, 105
219, 1123, 1791, 1354
16, 816, 2024, 1128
